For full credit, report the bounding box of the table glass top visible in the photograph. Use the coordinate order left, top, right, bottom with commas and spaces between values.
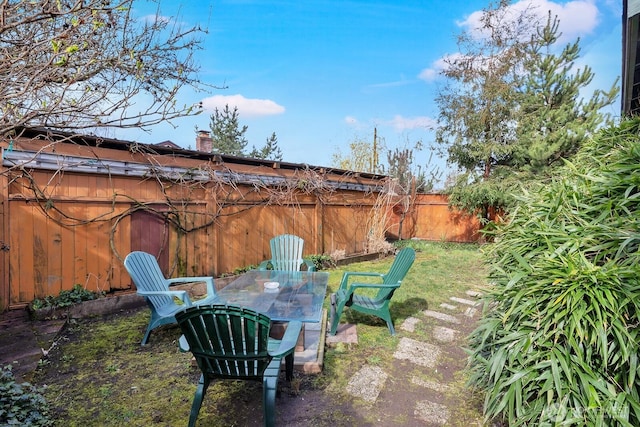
215, 270, 329, 323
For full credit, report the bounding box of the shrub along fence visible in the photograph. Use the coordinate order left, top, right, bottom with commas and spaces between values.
0, 128, 479, 310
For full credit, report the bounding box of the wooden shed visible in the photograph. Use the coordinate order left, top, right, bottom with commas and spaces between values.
0, 128, 479, 311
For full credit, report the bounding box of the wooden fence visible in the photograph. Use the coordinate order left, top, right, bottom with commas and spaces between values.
0, 130, 479, 311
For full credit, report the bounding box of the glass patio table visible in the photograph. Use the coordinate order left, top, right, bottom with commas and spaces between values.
215, 270, 329, 353
215, 269, 329, 323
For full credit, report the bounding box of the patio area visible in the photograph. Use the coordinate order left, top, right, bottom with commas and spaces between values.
2, 243, 489, 426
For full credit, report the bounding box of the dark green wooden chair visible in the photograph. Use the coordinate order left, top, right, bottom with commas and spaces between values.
124, 251, 217, 345
175, 304, 302, 427
329, 247, 416, 336
258, 234, 316, 271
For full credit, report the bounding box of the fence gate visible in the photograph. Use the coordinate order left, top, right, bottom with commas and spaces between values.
130, 208, 170, 275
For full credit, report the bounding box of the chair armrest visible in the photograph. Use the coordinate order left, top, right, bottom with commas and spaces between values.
258, 260, 272, 270
348, 282, 401, 292
137, 289, 192, 305
269, 321, 302, 357
167, 276, 216, 298
339, 271, 384, 290
302, 259, 316, 271
178, 335, 190, 352
167, 276, 213, 286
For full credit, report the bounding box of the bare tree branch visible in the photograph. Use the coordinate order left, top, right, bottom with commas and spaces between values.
0, 0, 216, 138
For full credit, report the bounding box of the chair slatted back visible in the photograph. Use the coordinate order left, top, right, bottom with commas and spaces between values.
376, 247, 416, 300
269, 234, 306, 271
124, 251, 174, 310
176, 305, 273, 380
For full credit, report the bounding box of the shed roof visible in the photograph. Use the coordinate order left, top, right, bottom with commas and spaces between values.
3, 127, 389, 193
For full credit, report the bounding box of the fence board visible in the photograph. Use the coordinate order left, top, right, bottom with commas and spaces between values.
0, 173, 8, 310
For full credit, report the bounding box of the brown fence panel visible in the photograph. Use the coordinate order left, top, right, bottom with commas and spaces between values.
213, 200, 318, 275
412, 194, 480, 242
0, 139, 481, 310
322, 191, 378, 255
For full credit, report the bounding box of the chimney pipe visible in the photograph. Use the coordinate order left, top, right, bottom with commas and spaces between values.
196, 130, 213, 152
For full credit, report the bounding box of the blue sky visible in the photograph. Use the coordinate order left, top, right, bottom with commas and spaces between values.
118, 0, 622, 183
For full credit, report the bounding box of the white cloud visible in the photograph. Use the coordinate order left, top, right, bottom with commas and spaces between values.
387, 115, 437, 132
418, 68, 438, 82
200, 94, 285, 118
458, 0, 599, 45
345, 115, 436, 132
142, 14, 170, 24
421, 1, 601, 83
418, 54, 464, 82
344, 116, 358, 125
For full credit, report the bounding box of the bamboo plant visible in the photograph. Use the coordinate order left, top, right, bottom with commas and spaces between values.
468, 118, 640, 426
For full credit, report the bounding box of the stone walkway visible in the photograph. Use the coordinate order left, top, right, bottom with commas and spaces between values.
336, 288, 486, 426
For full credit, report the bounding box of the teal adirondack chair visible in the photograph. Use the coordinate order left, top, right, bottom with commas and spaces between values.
329, 247, 416, 336
176, 304, 302, 427
258, 234, 316, 271
124, 251, 217, 345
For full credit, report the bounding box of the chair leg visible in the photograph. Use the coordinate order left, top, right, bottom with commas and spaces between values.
141, 310, 162, 345
381, 310, 395, 335
329, 295, 347, 335
329, 293, 336, 330
284, 353, 294, 381
141, 325, 153, 346
263, 375, 278, 427
188, 374, 210, 427
385, 319, 396, 335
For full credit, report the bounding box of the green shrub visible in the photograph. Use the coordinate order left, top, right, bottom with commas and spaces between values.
0, 365, 52, 426
229, 264, 258, 276
306, 254, 335, 270
468, 119, 640, 426
30, 284, 103, 310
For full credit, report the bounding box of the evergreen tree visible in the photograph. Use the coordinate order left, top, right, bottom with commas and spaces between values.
436, 3, 618, 220
515, 12, 618, 172
248, 132, 283, 161
208, 104, 283, 160
208, 105, 249, 156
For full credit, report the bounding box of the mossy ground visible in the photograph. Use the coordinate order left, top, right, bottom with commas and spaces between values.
33, 242, 488, 426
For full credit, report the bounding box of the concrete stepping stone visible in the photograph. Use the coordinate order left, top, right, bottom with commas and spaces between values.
464, 307, 478, 318
423, 310, 460, 324
466, 290, 483, 298
432, 325, 458, 343
346, 365, 388, 403
450, 296, 479, 306
393, 337, 441, 368
411, 376, 449, 392
415, 400, 450, 425
400, 316, 421, 332
439, 303, 457, 310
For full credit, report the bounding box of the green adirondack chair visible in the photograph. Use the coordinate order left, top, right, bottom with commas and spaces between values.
176, 304, 302, 427
329, 247, 416, 336
124, 251, 217, 345
258, 234, 316, 271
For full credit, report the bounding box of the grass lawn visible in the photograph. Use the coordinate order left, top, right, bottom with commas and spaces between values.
34, 241, 488, 426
